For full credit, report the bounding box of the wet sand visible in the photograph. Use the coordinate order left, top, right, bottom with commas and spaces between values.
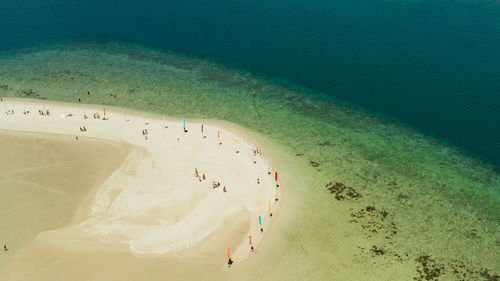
0, 131, 130, 269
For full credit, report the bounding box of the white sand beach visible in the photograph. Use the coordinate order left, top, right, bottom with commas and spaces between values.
0, 98, 282, 280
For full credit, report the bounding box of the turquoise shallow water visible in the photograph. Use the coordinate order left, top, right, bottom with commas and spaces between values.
0, 41, 498, 280
1, 0, 499, 167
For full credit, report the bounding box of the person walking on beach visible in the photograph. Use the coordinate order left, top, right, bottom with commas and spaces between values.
3, 245, 8, 252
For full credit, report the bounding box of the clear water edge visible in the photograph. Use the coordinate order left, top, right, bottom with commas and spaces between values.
0, 41, 498, 280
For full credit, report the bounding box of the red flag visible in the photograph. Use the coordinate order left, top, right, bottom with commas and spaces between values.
275, 172, 278, 182
218, 130, 220, 139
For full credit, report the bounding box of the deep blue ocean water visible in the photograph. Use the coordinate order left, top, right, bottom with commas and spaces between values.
1, 0, 499, 166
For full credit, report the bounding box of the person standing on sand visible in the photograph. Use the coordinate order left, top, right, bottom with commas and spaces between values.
3, 245, 8, 252
251, 246, 254, 253
227, 258, 233, 268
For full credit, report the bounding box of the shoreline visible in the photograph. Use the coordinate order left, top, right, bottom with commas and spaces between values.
0, 41, 498, 280
0, 97, 285, 276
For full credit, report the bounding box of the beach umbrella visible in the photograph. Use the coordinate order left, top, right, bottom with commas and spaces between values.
201, 124, 204, 133
226, 248, 231, 259
183, 120, 186, 129
258, 216, 262, 226
268, 201, 271, 212
218, 130, 220, 139
235, 139, 238, 150
266, 160, 270, 171
103, 107, 106, 117
275, 172, 278, 182
249, 235, 252, 245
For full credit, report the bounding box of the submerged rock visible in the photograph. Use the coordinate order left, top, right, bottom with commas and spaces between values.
370, 245, 386, 256
20, 88, 41, 99
414, 255, 444, 281
325, 182, 362, 201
